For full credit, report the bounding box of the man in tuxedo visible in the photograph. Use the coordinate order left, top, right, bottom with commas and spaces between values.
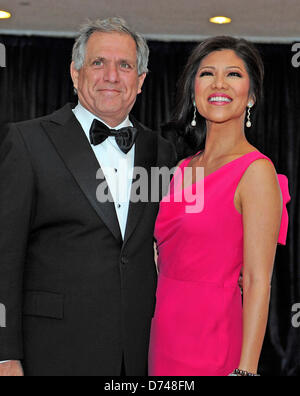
0, 17, 176, 376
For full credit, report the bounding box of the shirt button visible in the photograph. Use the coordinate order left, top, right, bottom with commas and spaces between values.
117, 204, 121, 209
114, 168, 118, 173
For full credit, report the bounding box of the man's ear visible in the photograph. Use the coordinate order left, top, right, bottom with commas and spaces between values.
137, 72, 147, 95
70, 62, 79, 91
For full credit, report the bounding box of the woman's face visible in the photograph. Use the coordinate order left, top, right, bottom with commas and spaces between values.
194, 49, 254, 125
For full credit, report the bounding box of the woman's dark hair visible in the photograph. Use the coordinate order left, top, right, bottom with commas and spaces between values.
162, 36, 265, 160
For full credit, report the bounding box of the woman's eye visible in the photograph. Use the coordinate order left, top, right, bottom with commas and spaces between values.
200, 71, 213, 77
199, 71, 242, 78
228, 72, 242, 77
93, 60, 103, 66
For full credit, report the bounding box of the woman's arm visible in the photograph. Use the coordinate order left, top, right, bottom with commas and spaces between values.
154, 242, 158, 268
237, 159, 283, 374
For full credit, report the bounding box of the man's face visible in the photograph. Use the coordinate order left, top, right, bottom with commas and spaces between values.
71, 32, 146, 127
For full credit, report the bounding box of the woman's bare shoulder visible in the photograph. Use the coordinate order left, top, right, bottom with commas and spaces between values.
176, 159, 186, 168
239, 158, 280, 199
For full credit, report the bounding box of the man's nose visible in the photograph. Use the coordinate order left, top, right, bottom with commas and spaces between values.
103, 63, 120, 83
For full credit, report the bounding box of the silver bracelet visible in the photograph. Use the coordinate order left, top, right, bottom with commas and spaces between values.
229, 368, 260, 377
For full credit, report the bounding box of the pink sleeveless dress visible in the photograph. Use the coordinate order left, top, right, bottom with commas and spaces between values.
149, 150, 291, 376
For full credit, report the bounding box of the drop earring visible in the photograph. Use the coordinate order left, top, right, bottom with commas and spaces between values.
246, 102, 253, 128
191, 102, 197, 127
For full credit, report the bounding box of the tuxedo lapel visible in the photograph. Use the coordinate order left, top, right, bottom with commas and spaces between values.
41, 104, 123, 245
123, 117, 157, 247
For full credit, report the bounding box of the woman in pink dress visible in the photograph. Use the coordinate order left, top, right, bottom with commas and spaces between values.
149, 37, 291, 377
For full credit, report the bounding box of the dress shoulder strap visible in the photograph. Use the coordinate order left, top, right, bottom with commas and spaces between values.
232, 151, 272, 188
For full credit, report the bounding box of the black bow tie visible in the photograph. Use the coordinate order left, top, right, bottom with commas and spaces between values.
89, 119, 138, 154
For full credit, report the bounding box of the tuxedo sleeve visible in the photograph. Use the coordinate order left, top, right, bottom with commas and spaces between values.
0, 123, 35, 361
157, 135, 178, 170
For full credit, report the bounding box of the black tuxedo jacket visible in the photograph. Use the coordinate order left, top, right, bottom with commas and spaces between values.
0, 104, 177, 376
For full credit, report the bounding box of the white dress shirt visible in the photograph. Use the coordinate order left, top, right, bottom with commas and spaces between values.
72, 102, 135, 240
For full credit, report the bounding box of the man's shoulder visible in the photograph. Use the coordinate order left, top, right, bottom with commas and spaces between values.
131, 116, 174, 146
130, 115, 152, 134
130, 116, 177, 167
13, 103, 75, 131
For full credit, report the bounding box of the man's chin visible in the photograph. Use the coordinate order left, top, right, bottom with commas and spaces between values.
95, 107, 124, 117
90, 106, 130, 125
95, 98, 123, 111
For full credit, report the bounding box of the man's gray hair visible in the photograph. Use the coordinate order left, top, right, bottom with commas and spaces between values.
72, 17, 149, 75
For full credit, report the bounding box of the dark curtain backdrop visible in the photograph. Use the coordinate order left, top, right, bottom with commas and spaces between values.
0, 35, 299, 376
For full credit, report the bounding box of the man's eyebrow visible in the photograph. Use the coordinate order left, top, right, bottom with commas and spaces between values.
91, 56, 135, 61
119, 58, 136, 64
89, 56, 105, 63
89, 56, 137, 66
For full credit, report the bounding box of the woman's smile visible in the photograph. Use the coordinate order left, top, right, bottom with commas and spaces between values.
208, 93, 233, 106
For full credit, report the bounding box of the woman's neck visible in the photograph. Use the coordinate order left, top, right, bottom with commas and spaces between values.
202, 120, 249, 162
